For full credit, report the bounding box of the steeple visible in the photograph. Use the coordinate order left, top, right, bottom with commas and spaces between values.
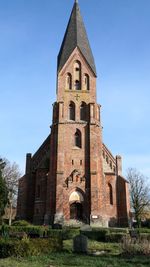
57, 0, 96, 76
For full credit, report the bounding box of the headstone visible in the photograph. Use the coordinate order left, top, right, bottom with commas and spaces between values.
73, 234, 88, 254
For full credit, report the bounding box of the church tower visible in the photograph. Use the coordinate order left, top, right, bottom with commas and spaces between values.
17, 0, 130, 227
46, 0, 106, 225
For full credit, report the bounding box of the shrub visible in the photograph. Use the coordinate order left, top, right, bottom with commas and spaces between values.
62, 228, 80, 240
105, 233, 126, 243
121, 236, 150, 256
137, 228, 150, 234
107, 227, 128, 234
0, 224, 9, 238
11, 220, 31, 227
81, 228, 108, 241
139, 233, 150, 242
0, 236, 63, 259
0, 239, 14, 258
47, 229, 62, 238
9, 225, 49, 238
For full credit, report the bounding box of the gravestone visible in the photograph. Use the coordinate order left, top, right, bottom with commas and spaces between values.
73, 234, 88, 254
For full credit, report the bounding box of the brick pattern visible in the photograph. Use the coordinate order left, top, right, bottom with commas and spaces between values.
17, 43, 130, 227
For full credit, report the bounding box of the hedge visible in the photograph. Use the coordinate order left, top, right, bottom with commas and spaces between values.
105, 233, 127, 243
0, 225, 50, 238
0, 236, 63, 258
62, 228, 80, 240
80, 228, 108, 241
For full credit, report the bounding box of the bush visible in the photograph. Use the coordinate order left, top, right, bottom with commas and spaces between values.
9, 225, 49, 238
107, 228, 128, 234
47, 229, 62, 238
62, 228, 80, 240
0, 235, 63, 259
139, 233, 150, 242
105, 233, 126, 243
0, 224, 9, 238
137, 228, 150, 234
121, 236, 150, 256
81, 228, 108, 241
11, 220, 31, 227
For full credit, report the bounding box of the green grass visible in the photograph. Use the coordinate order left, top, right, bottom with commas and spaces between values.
0, 240, 149, 267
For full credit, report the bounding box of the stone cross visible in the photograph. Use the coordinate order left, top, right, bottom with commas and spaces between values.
75, 94, 80, 101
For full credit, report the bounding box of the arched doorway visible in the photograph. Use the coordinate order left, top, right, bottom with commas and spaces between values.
69, 191, 84, 221
70, 202, 83, 220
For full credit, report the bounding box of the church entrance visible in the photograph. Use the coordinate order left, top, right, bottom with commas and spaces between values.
70, 202, 83, 220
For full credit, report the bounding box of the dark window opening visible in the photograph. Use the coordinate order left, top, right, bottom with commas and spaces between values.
108, 184, 113, 205
69, 102, 75, 120
85, 74, 90, 90
75, 80, 80, 90
75, 130, 82, 148
66, 73, 72, 90
80, 102, 87, 121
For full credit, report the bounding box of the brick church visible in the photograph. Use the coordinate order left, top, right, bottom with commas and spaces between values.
17, 0, 130, 227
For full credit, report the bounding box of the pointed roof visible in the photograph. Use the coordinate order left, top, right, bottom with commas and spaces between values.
57, 1, 97, 76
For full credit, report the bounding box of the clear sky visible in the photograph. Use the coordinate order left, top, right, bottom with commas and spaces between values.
0, 0, 150, 179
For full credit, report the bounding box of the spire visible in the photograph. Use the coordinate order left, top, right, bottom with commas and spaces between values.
57, 1, 96, 76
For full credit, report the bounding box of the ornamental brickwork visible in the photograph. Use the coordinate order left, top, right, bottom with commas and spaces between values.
17, 1, 130, 227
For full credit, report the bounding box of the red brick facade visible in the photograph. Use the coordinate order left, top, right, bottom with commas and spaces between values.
17, 1, 130, 227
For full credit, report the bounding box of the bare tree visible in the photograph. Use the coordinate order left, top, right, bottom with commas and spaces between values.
127, 168, 150, 227
2, 159, 21, 225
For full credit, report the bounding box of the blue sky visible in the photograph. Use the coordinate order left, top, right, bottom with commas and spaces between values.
0, 0, 150, 179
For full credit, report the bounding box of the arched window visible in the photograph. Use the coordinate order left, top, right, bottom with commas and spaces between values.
108, 183, 113, 205
113, 166, 116, 173
75, 129, 82, 148
74, 61, 81, 90
75, 80, 80, 90
84, 74, 90, 90
110, 161, 112, 169
66, 73, 72, 90
80, 102, 87, 121
69, 101, 75, 120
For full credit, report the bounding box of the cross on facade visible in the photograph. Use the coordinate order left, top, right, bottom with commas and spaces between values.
75, 94, 80, 101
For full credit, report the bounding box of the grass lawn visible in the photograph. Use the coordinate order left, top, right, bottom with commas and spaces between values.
0, 240, 149, 267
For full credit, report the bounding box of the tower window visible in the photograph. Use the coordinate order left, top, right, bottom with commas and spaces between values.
69, 101, 75, 120
108, 183, 113, 205
84, 74, 90, 90
80, 160, 82, 165
110, 161, 112, 169
75, 129, 82, 148
80, 102, 87, 121
74, 61, 81, 90
66, 73, 72, 90
75, 80, 80, 90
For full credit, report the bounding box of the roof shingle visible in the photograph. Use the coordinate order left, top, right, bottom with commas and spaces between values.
57, 1, 96, 76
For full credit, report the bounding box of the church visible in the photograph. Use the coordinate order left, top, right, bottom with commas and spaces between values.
17, 0, 130, 227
